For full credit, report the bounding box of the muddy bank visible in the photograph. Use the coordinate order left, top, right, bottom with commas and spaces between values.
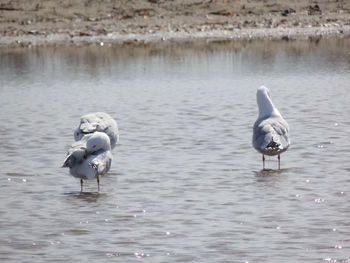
0, 0, 349, 46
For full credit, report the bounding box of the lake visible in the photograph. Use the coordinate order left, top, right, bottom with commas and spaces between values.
0, 37, 350, 262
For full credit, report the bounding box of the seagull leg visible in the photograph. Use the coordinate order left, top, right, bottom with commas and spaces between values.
278, 154, 281, 170
96, 174, 100, 192
80, 178, 83, 192
262, 155, 265, 170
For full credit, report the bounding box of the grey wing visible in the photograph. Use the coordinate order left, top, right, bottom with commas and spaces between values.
253, 117, 290, 150
90, 151, 112, 175
62, 154, 76, 168
63, 135, 91, 167
253, 120, 272, 150
69, 134, 92, 153
271, 118, 290, 149
62, 147, 85, 168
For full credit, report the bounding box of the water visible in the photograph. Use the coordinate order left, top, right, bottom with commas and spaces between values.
0, 37, 350, 263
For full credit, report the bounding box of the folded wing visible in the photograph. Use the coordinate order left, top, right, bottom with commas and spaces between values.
253, 116, 290, 152
90, 151, 113, 175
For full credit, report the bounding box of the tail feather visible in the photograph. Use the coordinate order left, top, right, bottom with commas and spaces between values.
62, 154, 75, 168
265, 138, 281, 151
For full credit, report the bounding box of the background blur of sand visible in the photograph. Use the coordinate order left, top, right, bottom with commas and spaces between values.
0, 0, 349, 45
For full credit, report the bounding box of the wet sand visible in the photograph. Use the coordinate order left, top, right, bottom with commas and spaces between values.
0, 0, 349, 46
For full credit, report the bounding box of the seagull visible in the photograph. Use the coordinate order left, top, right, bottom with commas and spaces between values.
74, 112, 119, 149
63, 132, 113, 192
252, 86, 290, 169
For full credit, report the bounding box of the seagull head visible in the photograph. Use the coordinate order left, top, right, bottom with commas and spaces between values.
256, 86, 281, 119
257, 85, 271, 99
84, 132, 111, 157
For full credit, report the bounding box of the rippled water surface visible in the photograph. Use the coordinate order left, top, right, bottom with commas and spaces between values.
0, 38, 350, 262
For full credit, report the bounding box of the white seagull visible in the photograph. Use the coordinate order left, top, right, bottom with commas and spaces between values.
63, 132, 113, 192
74, 112, 119, 149
252, 86, 290, 169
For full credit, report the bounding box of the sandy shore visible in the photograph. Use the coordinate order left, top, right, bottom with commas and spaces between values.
0, 0, 350, 46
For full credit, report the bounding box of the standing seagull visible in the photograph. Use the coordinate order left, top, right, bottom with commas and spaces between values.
63, 132, 113, 192
74, 112, 119, 149
252, 86, 290, 169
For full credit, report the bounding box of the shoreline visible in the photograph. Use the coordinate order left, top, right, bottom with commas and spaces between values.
1, 25, 350, 48
1, 0, 350, 47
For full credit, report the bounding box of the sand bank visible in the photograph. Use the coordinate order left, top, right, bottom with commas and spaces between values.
0, 0, 349, 46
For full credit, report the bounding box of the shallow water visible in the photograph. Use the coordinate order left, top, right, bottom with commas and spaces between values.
0, 38, 350, 263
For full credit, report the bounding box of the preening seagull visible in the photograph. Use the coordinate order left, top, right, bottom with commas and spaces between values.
63, 132, 113, 192
252, 86, 290, 169
74, 112, 119, 149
